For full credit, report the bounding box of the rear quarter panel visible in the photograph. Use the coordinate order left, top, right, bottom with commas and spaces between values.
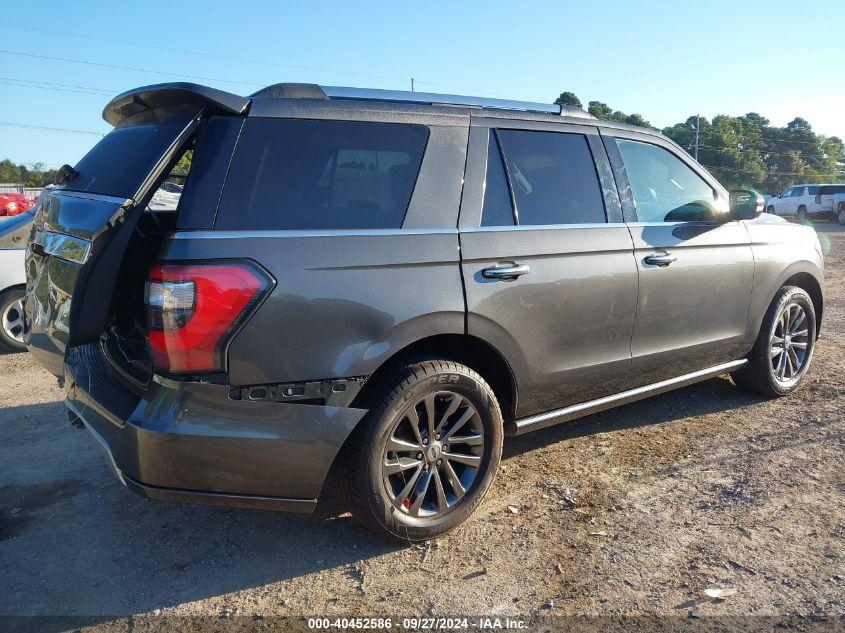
162, 230, 465, 385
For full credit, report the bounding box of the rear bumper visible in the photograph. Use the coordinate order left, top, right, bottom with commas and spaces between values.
65, 343, 367, 512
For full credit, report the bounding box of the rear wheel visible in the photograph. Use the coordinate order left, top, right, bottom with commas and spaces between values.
797, 206, 807, 223
838, 203, 845, 225
732, 286, 816, 397
341, 358, 503, 542
0, 288, 26, 352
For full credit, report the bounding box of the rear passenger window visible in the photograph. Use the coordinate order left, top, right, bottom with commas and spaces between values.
496, 130, 606, 225
215, 119, 428, 230
482, 134, 515, 226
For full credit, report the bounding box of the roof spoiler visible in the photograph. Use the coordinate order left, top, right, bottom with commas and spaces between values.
103, 82, 251, 127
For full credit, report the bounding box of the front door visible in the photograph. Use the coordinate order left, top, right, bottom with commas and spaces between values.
459, 122, 638, 418
783, 187, 802, 215
605, 132, 754, 383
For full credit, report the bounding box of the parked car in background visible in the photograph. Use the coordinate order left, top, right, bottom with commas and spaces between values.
24, 82, 825, 541
0, 210, 33, 351
766, 184, 845, 222
828, 189, 845, 224
0, 193, 36, 217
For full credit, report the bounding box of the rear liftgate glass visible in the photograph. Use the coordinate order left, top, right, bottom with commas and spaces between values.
24, 111, 203, 376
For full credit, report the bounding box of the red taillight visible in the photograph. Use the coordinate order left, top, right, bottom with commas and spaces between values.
146, 261, 272, 374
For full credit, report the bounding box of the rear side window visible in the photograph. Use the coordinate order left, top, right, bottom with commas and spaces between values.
481, 134, 515, 226
215, 119, 429, 230
820, 185, 845, 194
64, 114, 194, 199
496, 130, 606, 225
807, 186, 820, 195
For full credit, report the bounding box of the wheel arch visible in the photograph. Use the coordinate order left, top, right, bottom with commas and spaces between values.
0, 283, 26, 295
321, 332, 518, 504
350, 333, 518, 420
782, 271, 823, 337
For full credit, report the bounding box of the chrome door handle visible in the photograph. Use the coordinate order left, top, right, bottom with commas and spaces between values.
481, 263, 530, 280
643, 253, 677, 267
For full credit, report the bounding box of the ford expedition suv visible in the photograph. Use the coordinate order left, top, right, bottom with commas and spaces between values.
24, 82, 825, 541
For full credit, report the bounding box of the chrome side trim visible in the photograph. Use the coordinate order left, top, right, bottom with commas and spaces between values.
461, 223, 629, 233
32, 230, 91, 264
508, 359, 748, 436
49, 190, 133, 206
171, 228, 459, 239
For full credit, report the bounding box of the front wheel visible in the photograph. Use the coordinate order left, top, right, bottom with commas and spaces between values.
342, 358, 503, 542
838, 204, 845, 225
732, 286, 816, 397
797, 206, 808, 223
0, 288, 26, 352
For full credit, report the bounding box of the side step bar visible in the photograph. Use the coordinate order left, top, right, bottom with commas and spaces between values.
506, 359, 747, 436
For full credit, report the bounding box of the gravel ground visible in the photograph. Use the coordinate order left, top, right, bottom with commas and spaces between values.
1, 225, 843, 627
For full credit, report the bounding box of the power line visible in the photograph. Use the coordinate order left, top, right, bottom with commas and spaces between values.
0, 49, 264, 88
0, 121, 105, 135
0, 20, 460, 92
0, 80, 108, 96
685, 145, 840, 160
702, 164, 844, 177
0, 75, 115, 93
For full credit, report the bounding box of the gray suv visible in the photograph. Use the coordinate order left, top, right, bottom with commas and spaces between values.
24, 82, 824, 541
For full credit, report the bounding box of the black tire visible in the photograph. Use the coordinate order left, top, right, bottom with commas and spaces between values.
796, 206, 807, 223
732, 286, 816, 397
838, 203, 845, 225
0, 288, 26, 353
340, 358, 503, 542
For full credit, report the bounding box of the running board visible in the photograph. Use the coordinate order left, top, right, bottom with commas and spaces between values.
506, 359, 747, 436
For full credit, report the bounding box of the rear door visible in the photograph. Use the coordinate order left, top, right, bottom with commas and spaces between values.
459, 120, 638, 418
603, 130, 754, 383
806, 186, 821, 213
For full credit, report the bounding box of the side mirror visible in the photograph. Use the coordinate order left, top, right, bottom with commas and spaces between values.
730, 189, 765, 220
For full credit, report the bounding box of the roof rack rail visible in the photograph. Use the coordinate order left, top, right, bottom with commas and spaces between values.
251, 83, 594, 119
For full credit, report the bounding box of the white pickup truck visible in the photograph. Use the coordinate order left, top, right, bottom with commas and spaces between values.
833, 191, 845, 224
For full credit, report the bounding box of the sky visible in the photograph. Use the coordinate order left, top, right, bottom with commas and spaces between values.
2, 0, 844, 168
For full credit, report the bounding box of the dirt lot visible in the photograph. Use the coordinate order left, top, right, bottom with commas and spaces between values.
1, 225, 843, 627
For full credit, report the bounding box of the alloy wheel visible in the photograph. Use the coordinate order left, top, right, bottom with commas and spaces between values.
1, 298, 24, 344
770, 302, 810, 384
382, 391, 484, 518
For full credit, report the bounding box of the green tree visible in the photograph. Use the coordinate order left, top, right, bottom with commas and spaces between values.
554, 91, 582, 109
0, 159, 21, 183
587, 101, 614, 120
586, 101, 651, 128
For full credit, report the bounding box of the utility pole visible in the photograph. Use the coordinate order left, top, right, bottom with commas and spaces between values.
694, 114, 700, 161
410, 78, 415, 93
